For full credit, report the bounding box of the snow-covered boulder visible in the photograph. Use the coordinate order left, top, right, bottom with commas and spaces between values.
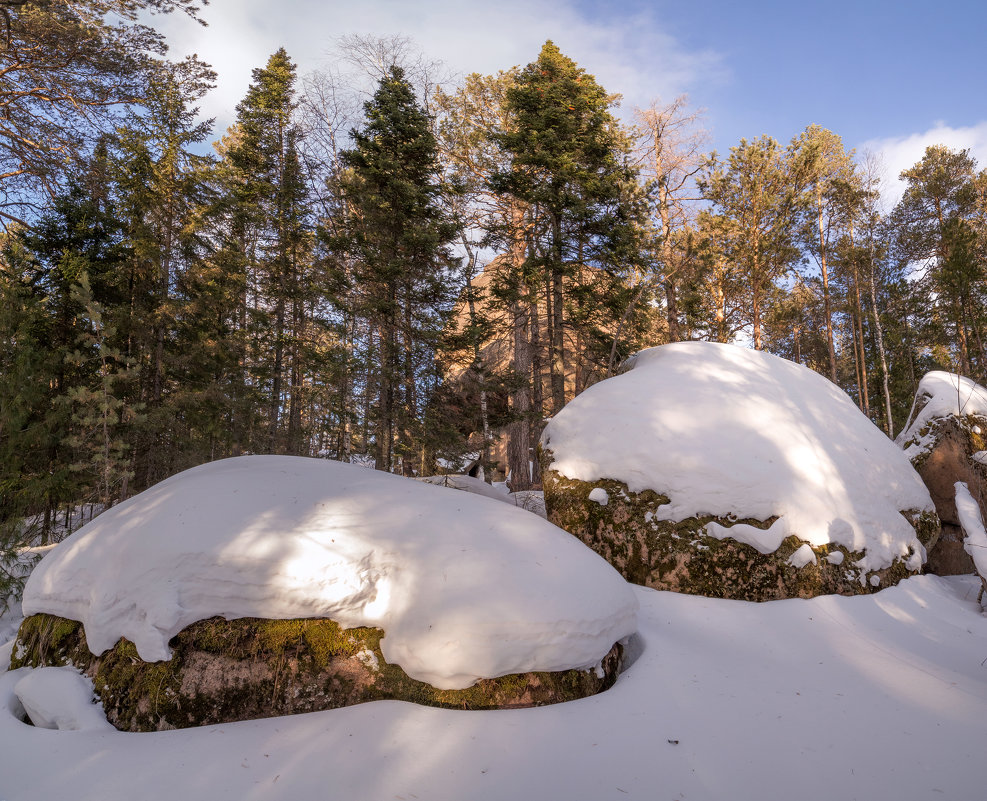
896, 371, 987, 575
540, 342, 939, 600
14, 456, 636, 730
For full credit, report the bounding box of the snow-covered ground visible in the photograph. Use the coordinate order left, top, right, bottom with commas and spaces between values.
1, 573, 986, 800
1, 356, 985, 800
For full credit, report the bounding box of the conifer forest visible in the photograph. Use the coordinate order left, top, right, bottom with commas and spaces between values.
2, 0, 986, 560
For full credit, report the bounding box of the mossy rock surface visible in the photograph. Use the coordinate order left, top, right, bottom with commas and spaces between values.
9, 613, 623, 732
541, 451, 934, 601
899, 413, 987, 575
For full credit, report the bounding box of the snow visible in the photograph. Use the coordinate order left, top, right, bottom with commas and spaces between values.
896, 371, 987, 459
2, 574, 986, 800
13, 667, 113, 732
955, 481, 987, 582
22, 456, 637, 690
705, 519, 788, 555
418, 472, 510, 501
972, 451, 987, 466
418, 474, 547, 517
542, 342, 934, 572
787, 543, 817, 568
588, 487, 609, 506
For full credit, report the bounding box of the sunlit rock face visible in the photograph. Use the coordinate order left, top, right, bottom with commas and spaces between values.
541, 342, 939, 601
896, 371, 987, 575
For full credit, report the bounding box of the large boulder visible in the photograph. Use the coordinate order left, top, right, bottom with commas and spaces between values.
11, 613, 622, 731
13, 456, 637, 730
540, 342, 939, 601
896, 371, 987, 575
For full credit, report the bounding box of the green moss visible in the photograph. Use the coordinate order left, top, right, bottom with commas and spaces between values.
541, 451, 926, 601
10, 614, 84, 669
10, 613, 622, 731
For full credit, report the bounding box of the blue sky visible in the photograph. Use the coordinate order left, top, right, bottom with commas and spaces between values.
156, 0, 986, 202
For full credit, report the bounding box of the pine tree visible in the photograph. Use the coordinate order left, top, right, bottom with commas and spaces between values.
791, 125, 858, 382
699, 136, 805, 350
491, 41, 645, 414
0, 0, 206, 228
892, 145, 982, 377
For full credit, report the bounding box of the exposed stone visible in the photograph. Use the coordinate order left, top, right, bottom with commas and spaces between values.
541, 456, 938, 602
10, 613, 624, 732
899, 413, 987, 575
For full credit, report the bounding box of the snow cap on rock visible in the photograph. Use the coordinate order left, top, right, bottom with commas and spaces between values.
896, 371, 987, 460
23, 456, 638, 690
541, 341, 934, 572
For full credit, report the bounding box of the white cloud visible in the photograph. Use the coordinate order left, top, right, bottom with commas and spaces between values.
152, 0, 726, 138
857, 121, 987, 210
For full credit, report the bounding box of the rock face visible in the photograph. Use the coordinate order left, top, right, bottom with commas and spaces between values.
541, 342, 939, 601
541, 471, 937, 601
896, 372, 987, 575
11, 613, 624, 732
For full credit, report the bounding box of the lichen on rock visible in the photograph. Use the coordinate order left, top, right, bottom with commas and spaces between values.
541, 462, 928, 601
11, 613, 625, 732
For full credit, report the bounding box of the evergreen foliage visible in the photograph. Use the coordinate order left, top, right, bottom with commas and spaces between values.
2, 19, 987, 567
334, 65, 456, 472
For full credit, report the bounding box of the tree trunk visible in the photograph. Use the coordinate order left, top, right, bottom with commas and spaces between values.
852, 266, 870, 418
463, 264, 492, 482
269, 294, 285, 452
665, 279, 680, 343
659, 195, 680, 343
816, 187, 838, 383
508, 297, 532, 491
550, 213, 566, 413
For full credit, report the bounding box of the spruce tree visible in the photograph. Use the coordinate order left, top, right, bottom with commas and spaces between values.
0, 181, 132, 544
112, 57, 215, 484
337, 65, 455, 472
223, 49, 314, 454
491, 41, 644, 413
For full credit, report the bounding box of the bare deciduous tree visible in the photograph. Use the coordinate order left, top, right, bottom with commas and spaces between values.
633, 95, 708, 342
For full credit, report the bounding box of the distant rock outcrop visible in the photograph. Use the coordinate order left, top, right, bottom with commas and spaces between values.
541, 342, 939, 601
896, 371, 987, 575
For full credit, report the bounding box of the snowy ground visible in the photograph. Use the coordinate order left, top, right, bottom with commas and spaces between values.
2, 573, 986, 800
